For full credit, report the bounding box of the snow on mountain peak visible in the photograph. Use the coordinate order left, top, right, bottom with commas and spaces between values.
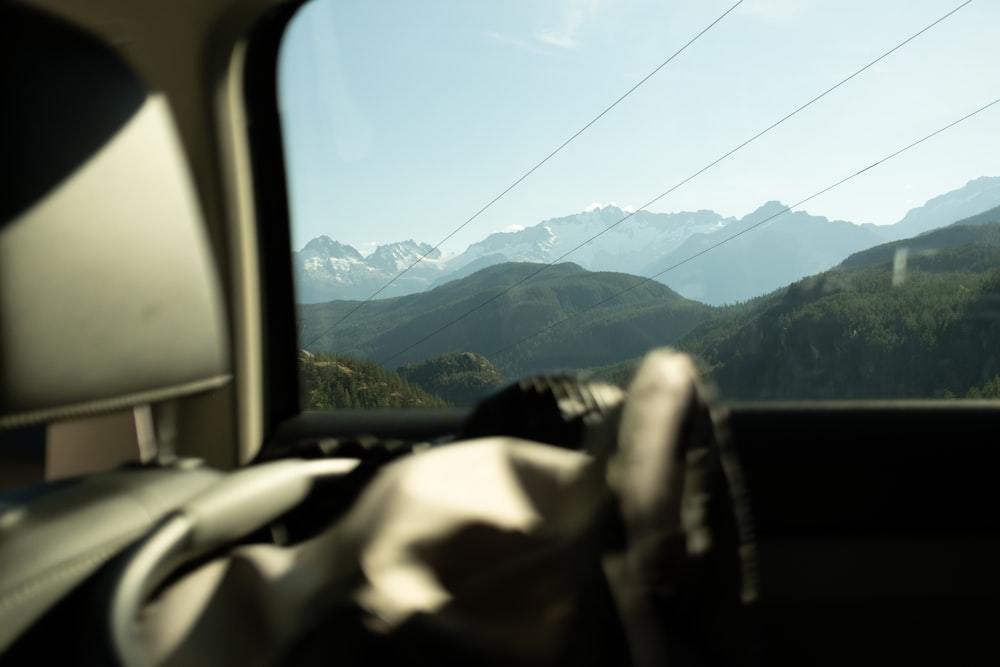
293, 178, 999, 304
300, 236, 364, 261
366, 240, 443, 273
585, 201, 635, 213
461, 224, 557, 262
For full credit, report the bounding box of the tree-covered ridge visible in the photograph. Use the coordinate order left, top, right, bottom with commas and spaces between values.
299, 262, 714, 378
839, 221, 1000, 271
967, 374, 1000, 399
946, 203, 1000, 229
397, 352, 506, 407
674, 231, 1000, 400
300, 352, 449, 409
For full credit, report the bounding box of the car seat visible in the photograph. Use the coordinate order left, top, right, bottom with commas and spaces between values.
0, 6, 757, 665
0, 3, 233, 652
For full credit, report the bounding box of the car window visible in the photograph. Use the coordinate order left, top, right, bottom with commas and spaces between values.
278, 0, 1000, 408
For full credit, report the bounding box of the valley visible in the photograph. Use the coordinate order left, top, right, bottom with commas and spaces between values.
298, 187, 1000, 407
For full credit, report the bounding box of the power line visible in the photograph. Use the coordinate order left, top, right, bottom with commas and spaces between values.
485, 96, 1000, 362
301, 0, 745, 350
531, 0, 973, 270
372, 0, 973, 366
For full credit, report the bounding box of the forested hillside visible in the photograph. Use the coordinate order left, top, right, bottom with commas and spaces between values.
674, 225, 1000, 399
299, 262, 713, 378
300, 352, 449, 409
397, 352, 506, 406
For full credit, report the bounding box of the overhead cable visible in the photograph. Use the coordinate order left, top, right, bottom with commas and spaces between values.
302, 0, 745, 349
485, 96, 1000, 361
373, 0, 974, 365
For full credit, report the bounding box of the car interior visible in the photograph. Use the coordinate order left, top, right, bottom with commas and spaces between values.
1, 0, 998, 665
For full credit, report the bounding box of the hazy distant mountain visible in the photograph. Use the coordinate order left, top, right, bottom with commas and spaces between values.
840, 218, 1000, 272
640, 202, 887, 304
295, 177, 1000, 305
638, 178, 1000, 304
883, 176, 1000, 240
946, 203, 1000, 229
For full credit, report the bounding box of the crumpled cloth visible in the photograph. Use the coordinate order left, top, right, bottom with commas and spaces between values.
128, 349, 756, 667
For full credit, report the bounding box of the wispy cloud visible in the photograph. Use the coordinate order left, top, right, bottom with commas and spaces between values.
537, 31, 576, 48
486, 31, 554, 56
489, 0, 602, 54
537, 0, 602, 49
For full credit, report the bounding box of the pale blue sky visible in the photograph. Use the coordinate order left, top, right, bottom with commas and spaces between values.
279, 0, 999, 256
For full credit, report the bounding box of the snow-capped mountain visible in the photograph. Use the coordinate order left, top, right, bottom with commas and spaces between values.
294, 237, 448, 302
449, 207, 730, 275
365, 240, 441, 274
294, 207, 733, 303
299, 237, 365, 264
294, 177, 1000, 305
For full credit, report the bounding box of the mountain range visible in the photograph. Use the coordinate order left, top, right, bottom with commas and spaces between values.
298, 213, 1000, 401
295, 176, 1000, 305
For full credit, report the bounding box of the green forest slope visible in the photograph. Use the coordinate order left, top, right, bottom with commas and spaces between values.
300, 352, 449, 409
299, 262, 713, 378
299, 222, 1000, 405
397, 352, 506, 406
674, 224, 1000, 399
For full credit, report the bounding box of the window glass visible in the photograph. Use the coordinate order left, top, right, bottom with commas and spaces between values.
279, 0, 1000, 408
